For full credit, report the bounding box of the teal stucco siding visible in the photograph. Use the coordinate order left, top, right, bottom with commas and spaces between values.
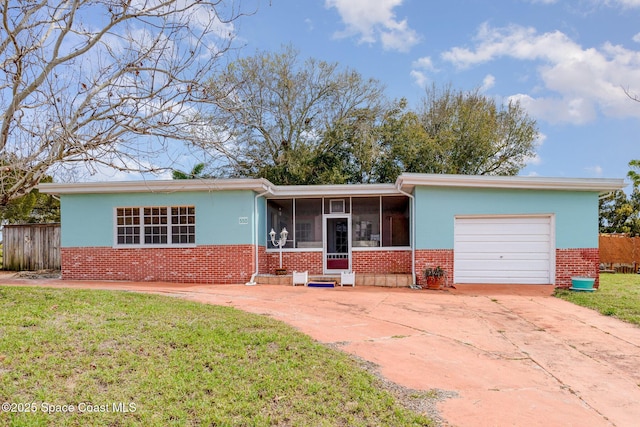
414, 186, 599, 250
60, 190, 257, 247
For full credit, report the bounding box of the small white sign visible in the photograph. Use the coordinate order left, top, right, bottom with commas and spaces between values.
238, 217, 249, 225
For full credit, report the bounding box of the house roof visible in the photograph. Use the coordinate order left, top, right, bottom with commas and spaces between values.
396, 173, 626, 194
38, 178, 272, 194
38, 173, 626, 196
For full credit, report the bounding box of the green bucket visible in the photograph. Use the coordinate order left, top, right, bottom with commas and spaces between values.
570, 277, 595, 291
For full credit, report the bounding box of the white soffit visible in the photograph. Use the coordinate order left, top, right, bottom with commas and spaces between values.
38, 179, 401, 197
38, 178, 272, 194
269, 183, 399, 197
396, 173, 626, 193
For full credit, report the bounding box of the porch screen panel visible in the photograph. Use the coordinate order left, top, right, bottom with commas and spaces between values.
294, 198, 322, 248
352, 197, 381, 247
382, 196, 410, 247
267, 199, 293, 248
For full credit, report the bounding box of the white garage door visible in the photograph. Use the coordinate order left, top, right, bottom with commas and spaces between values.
454, 216, 554, 285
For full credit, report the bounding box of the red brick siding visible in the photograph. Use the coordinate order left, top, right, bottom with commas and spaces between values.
263, 249, 411, 274
415, 249, 454, 286
555, 248, 600, 289
264, 251, 324, 274
62, 245, 255, 284
62, 245, 599, 287
352, 250, 411, 274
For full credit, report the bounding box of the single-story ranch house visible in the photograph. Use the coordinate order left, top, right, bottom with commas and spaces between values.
39, 173, 624, 288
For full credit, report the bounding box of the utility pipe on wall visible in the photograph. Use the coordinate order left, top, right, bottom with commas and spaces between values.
396, 185, 416, 285
246, 185, 273, 286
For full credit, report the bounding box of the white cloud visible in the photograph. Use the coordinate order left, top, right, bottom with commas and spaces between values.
412, 56, 435, 71
524, 132, 545, 167
585, 165, 604, 177
526, 153, 543, 166
410, 56, 435, 88
609, 0, 640, 8
480, 74, 495, 92
442, 23, 640, 124
325, 0, 420, 52
304, 18, 314, 31
509, 93, 597, 124
633, 32, 640, 43
410, 70, 428, 88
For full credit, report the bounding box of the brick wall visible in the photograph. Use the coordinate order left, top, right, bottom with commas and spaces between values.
62, 245, 255, 284
352, 250, 411, 274
263, 249, 412, 275
62, 245, 600, 287
415, 249, 454, 286
264, 251, 324, 274
556, 248, 600, 288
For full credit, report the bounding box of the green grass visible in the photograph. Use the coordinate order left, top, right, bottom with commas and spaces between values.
554, 274, 640, 326
0, 286, 433, 426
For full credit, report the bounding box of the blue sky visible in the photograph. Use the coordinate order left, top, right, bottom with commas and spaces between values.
228, 0, 640, 183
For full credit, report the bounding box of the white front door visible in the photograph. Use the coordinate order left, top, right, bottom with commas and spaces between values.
324, 215, 351, 274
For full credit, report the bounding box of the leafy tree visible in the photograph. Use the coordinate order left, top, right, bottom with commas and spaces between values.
1, 177, 59, 224
628, 160, 640, 188
201, 46, 387, 184
0, 0, 247, 205
599, 189, 640, 236
391, 84, 539, 177
375, 98, 433, 182
202, 52, 538, 184
172, 163, 213, 180
600, 161, 640, 236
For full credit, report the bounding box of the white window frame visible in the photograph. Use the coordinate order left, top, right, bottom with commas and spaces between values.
114, 206, 196, 248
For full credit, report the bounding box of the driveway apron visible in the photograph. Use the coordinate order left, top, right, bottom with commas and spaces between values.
3, 277, 640, 427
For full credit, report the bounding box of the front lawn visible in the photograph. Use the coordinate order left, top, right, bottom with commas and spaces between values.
554, 274, 640, 326
0, 286, 433, 426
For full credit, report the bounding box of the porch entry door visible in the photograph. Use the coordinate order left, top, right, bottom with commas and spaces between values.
324, 215, 351, 274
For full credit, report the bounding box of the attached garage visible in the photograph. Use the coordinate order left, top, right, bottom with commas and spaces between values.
454, 215, 554, 285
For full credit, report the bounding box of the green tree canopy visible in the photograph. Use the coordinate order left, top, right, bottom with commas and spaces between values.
599, 189, 640, 236
628, 160, 640, 187
380, 85, 539, 179
200, 49, 539, 185
171, 163, 213, 180
599, 161, 640, 236
201, 46, 387, 184
1, 176, 59, 224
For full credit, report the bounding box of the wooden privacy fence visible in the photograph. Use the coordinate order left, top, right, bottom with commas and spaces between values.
2, 223, 61, 271
599, 233, 640, 273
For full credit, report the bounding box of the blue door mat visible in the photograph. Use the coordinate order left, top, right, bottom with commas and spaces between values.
307, 282, 336, 288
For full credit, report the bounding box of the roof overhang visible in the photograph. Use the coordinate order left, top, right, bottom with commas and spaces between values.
396, 173, 626, 194
38, 178, 272, 195
38, 179, 401, 197
268, 183, 400, 197
38, 173, 626, 196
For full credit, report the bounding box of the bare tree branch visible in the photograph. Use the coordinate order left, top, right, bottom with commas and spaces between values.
0, 0, 251, 204
623, 85, 640, 103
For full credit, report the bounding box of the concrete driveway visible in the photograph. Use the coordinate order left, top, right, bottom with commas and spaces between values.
3, 276, 640, 426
